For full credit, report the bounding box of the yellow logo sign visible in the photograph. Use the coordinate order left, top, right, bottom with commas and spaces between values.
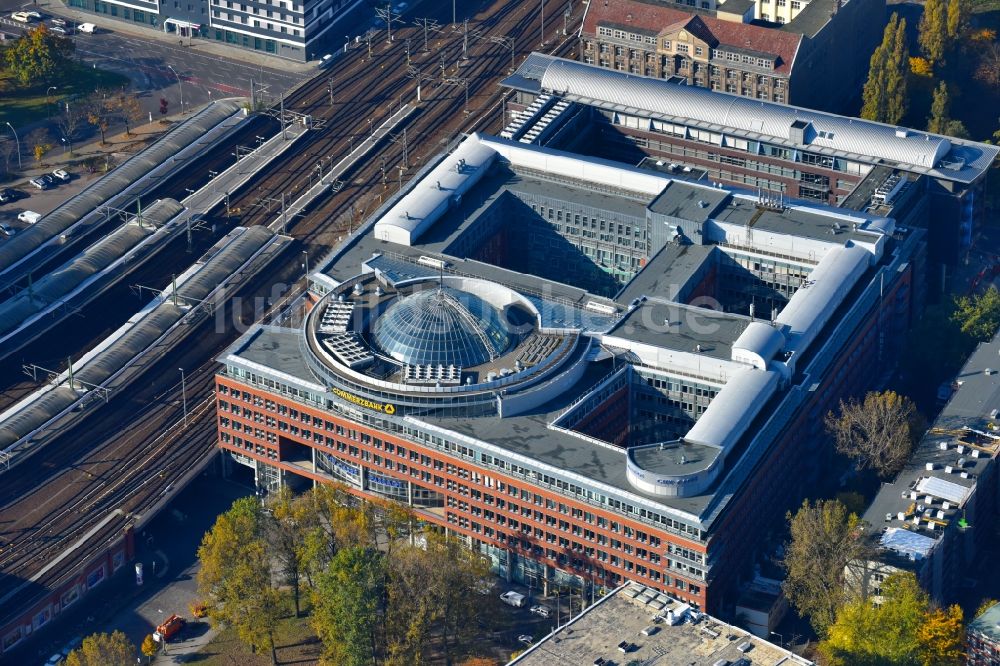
331, 387, 398, 414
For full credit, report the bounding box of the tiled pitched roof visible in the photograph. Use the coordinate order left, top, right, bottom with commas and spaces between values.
583, 0, 802, 74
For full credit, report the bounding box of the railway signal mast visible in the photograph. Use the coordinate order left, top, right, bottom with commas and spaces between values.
413, 17, 440, 52
375, 4, 400, 44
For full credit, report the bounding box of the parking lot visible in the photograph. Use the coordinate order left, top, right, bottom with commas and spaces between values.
0, 161, 114, 234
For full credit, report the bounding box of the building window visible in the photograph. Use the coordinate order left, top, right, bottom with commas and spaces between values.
791, 0, 801, 7
676, 43, 689, 54
662, 39, 671, 49
694, 46, 703, 56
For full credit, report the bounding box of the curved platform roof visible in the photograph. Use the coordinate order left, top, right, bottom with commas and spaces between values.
526, 56, 997, 183
0, 226, 276, 450
0, 199, 184, 339
0, 100, 241, 281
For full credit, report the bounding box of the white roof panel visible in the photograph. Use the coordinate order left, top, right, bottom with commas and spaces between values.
916, 476, 972, 506
531, 56, 997, 183
373, 134, 497, 246
684, 368, 779, 452
880, 526, 936, 559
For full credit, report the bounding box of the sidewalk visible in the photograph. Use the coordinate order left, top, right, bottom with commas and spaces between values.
6, 112, 194, 189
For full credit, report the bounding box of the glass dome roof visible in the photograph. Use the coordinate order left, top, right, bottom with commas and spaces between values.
371, 287, 514, 367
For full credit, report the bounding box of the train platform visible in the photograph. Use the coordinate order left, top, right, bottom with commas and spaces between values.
0, 101, 246, 290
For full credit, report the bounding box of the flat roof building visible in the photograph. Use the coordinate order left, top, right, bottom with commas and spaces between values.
502, 53, 997, 263
851, 328, 1000, 605
65, 0, 362, 61
509, 581, 813, 665
215, 132, 924, 613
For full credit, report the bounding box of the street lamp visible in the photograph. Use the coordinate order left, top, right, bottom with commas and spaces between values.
178, 368, 187, 426
5, 122, 21, 171
167, 65, 184, 113
46, 86, 58, 116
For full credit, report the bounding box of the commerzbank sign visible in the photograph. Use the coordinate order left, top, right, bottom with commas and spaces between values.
330, 387, 397, 415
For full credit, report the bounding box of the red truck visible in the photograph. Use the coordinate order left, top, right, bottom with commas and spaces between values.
153, 614, 185, 642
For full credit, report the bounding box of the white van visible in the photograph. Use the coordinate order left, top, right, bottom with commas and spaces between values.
18, 210, 42, 224
500, 590, 526, 608
11, 11, 31, 22
77, 22, 96, 33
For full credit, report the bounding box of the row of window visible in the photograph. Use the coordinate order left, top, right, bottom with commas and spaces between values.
218, 378, 708, 542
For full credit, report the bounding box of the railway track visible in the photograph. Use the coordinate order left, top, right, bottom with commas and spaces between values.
0, 0, 582, 650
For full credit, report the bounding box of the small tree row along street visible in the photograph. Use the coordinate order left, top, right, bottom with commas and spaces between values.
197, 484, 496, 665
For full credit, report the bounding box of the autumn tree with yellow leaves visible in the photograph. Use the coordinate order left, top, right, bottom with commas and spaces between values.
819, 572, 963, 666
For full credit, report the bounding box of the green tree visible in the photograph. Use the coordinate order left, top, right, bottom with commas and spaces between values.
946, 0, 969, 42
65, 631, 135, 666
313, 546, 387, 666
825, 391, 923, 478
919, 0, 948, 63
861, 15, 895, 121
2, 24, 74, 87
861, 15, 908, 124
781, 499, 870, 637
140, 634, 158, 664
885, 16, 909, 125
928, 81, 951, 134
197, 496, 280, 664
953, 285, 1000, 340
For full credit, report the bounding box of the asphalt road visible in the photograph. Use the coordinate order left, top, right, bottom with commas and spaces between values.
0, 0, 310, 118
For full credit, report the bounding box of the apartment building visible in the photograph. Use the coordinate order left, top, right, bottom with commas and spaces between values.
578, 0, 885, 113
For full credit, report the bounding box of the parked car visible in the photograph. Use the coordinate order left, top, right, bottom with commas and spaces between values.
317, 53, 334, 68
500, 590, 527, 608
0, 188, 19, 203
0, 223, 15, 237
40, 173, 56, 187
11, 11, 31, 22
529, 604, 550, 618
28, 177, 48, 190
77, 22, 96, 33
52, 168, 71, 182
518, 634, 534, 646
50, 25, 67, 33
25, 10, 43, 20
18, 210, 42, 224
50, 17, 66, 25
44, 653, 63, 666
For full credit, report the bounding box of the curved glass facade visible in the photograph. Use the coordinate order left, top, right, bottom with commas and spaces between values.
372, 287, 514, 367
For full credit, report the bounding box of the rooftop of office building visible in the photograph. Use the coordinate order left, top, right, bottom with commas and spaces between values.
502, 54, 999, 185
220, 133, 912, 527
861, 329, 1000, 564
509, 581, 814, 665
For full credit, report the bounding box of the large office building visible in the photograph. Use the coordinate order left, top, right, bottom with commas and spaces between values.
215, 127, 927, 613
503, 54, 997, 264
66, 0, 359, 59
578, 0, 885, 112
